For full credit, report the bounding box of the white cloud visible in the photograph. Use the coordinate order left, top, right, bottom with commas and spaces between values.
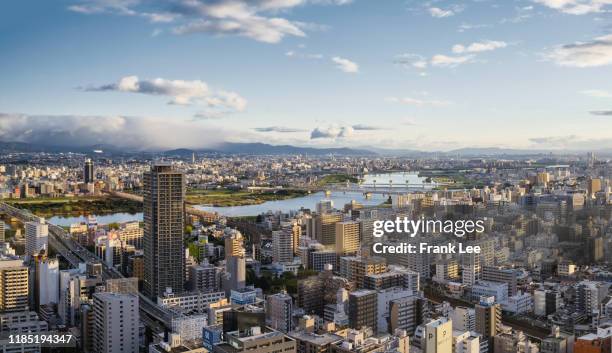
582, 89, 612, 98
394, 54, 429, 69
533, 0, 612, 15
84, 75, 246, 115
68, 0, 351, 43
430, 54, 475, 67
385, 97, 452, 107
0, 113, 232, 150
428, 7, 455, 18
254, 126, 306, 133
545, 34, 612, 67
310, 125, 354, 139
332, 56, 359, 73
452, 40, 507, 54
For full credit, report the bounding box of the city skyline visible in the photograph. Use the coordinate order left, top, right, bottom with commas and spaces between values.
1, 0, 612, 151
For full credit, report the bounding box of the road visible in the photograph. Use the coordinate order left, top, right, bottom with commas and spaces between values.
0, 202, 172, 334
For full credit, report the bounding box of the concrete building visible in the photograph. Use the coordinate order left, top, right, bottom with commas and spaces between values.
335, 221, 360, 256
25, 219, 48, 257
143, 163, 186, 300
266, 291, 293, 333
348, 289, 377, 332
0, 259, 29, 312
423, 318, 452, 353
93, 292, 139, 353
213, 326, 296, 353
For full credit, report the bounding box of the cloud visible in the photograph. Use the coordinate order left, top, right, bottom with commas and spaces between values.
310, 125, 354, 139
590, 110, 612, 115
430, 54, 475, 67
545, 34, 612, 67
331, 57, 359, 73
457, 23, 490, 32
428, 7, 455, 18
529, 135, 578, 144
394, 54, 429, 69
0, 113, 232, 150
254, 126, 306, 133
452, 40, 507, 54
582, 89, 612, 98
528, 134, 612, 149
533, 0, 612, 15
352, 124, 384, 131
68, 0, 351, 43
83, 75, 246, 115
285, 50, 324, 59
385, 97, 452, 107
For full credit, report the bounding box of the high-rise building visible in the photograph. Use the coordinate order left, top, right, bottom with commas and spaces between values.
348, 289, 377, 332
335, 221, 360, 256
143, 163, 185, 300
475, 296, 501, 353
93, 292, 139, 353
0, 259, 29, 312
339, 256, 387, 288
25, 218, 48, 257
482, 266, 518, 297
35, 255, 59, 308
0, 221, 5, 242
272, 229, 293, 263
190, 261, 221, 293
84, 158, 94, 184
315, 212, 342, 246
224, 256, 246, 296
266, 291, 293, 333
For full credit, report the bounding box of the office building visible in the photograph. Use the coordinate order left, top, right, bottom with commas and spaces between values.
84, 158, 94, 184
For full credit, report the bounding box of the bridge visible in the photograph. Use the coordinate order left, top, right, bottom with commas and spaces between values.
323, 182, 441, 195
0, 202, 174, 334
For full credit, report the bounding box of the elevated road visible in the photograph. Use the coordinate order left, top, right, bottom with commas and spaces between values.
0, 202, 173, 333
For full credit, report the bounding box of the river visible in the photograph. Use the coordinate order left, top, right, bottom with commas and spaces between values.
48, 172, 429, 222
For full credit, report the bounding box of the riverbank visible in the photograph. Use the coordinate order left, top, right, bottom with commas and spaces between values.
316, 174, 359, 187
4, 197, 142, 217
185, 188, 309, 207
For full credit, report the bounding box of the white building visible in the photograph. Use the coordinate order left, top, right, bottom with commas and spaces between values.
25, 219, 48, 257
502, 292, 533, 314
471, 281, 508, 304
37, 257, 59, 306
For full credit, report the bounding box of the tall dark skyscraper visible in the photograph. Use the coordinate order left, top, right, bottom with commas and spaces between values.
84, 158, 94, 183
143, 163, 185, 300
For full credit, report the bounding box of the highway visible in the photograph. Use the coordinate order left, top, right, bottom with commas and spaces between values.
0, 202, 173, 334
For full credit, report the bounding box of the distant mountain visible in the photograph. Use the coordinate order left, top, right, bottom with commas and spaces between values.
446, 147, 551, 157
165, 143, 376, 156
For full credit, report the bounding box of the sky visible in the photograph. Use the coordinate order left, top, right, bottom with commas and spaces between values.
1, 0, 612, 151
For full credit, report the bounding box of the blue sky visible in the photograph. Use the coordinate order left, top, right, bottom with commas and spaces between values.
1, 0, 612, 151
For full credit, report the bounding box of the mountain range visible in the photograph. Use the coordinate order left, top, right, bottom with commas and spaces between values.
0, 141, 609, 157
